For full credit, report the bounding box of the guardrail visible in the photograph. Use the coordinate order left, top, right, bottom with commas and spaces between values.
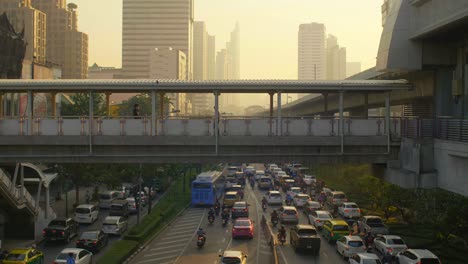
400, 117, 468, 143
437, 117, 468, 142
261, 215, 279, 264
0, 168, 41, 216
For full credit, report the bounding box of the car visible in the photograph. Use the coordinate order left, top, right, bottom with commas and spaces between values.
74, 204, 99, 224
223, 191, 241, 207
271, 168, 283, 178
76, 230, 109, 253
126, 197, 138, 213
287, 187, 302, 197
293, 194, 311, 207
2, 248, 44, 264
338, 202, 361, 218
231, 201, 249, 218
289, 224, 321, 254
230, 184, 244, 194
303, 201, 322, 215
303, 175, 316, 185
395, 249, 441, 264
279, 206, 299, 224
348, 253, 382, 264
373, 235, 407, 256
322, 219, 350, 243
327, 191, 348, 207
227, 166, 239, 177
266, 164, 278, 175
276, 171, 287, 180
43, 217, 79, 243
102, 216, 128, 235
258, 176, 272, 189
254, 170, 265, 180
244, 166, 256, 176
219, 251, 247, 264
336, 235, 367, 258
109, 199, 129, 217
308, 210, 333, 228
357, 216, 389, 235
232, 218, 254, 239
98, 191, 120, 209
135, 191, 147, 206
264, 190, 282, 205
54, 248, 93, 264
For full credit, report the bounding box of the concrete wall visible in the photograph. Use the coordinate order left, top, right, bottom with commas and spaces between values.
434, 139, 468, 196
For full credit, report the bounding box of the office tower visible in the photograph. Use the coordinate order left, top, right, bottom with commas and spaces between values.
227, 22, 240, 80
216, 49, 228, 80
346, 62, 362, 78
0, 0, 46, 66
206, 34, 216, 80
122, 0, 194, 79
326, 34, 347, 80
193, 21, 207, 80
149, 47, 190, 114
31, 0, 88, 79
298, 22, 327, 80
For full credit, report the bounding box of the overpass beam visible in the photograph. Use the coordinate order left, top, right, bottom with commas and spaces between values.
277, 91, 282, 136
151, 90, 157, 136
339, 91, 344, 153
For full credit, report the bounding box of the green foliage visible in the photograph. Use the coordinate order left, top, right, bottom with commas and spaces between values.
96, 239, 139, 264
117, 93, 174, 117
61, 93, 106, 116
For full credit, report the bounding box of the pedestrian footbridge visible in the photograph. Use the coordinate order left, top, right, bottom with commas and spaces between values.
0, 79, 411, 163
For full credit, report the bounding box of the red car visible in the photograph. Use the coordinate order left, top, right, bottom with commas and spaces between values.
232, 218, 254, 239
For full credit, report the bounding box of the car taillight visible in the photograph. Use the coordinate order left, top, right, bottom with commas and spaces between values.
316, 220, 321, 223
60, 231, 65, 236
244, 208, 248, 212
344, 209, 349, 213
232, 228, 235, 232
387, 247, 393, 252
42, 230, 46, 235
331, 232, 334, 237
332, 199, 336, 202
52, 230, 56, 234
344, 198, 348, 202
282, 213, 287, 216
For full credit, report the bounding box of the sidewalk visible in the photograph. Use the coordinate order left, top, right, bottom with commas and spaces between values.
50, 185, 107, 218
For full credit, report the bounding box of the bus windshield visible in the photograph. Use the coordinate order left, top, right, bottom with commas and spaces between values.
193, 182, 212, 189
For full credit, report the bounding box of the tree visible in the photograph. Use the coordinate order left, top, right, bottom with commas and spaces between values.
61, 93, 106, 116
118, 93, 174, 117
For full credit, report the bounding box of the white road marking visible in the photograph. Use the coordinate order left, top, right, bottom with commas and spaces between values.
167, 229, 195, 236
153, 238, 190, 245
161, 234, 192, 240
173, 208, 207, 263
148, 244, 182, 251
145, 249, 181, 257
174, 222, 201, 228
136, 254, 179, 263
277, 245, 290, 264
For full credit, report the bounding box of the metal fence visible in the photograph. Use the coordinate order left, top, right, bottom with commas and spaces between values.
400, 117, 468, 143
437, 117, 468, 142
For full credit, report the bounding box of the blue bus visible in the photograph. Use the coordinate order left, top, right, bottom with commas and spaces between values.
191, 171, 222, 206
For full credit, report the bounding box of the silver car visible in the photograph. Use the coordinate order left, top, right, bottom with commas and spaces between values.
374, 235, 407, 256
395, 249, 440, 264
279, 206, 299, 224
102, 216, 128, 236
336, 235, 367, 258
54, 248, 93, 264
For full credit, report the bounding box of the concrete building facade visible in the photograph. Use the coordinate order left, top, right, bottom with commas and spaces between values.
31, 0, 88, 79
326, 34, 347, 80
298, 22, 327, 80
122, 0, 193, 80
206, 34, 216, 80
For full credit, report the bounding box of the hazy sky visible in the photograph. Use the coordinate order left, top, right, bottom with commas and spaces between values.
71, 0, 382, 79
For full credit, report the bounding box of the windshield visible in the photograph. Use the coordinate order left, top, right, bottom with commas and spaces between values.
75, 208, 90, 214
298, 229, 317, 236
56, 253, 76, 260
222, 257, 241, 264
270, 193, 281, 198
100, 194, 111, 199
235, 220, 250, 227
333, 225, 349, 231
388, 238, 405, 245
49, 220, 66, 226
103, 218, 119, 225
111, 204, 123, 210
80, 232, 98, 240
348, 240, 364, 247
6, 254, 25, 261
233, 203, 246, 209
346, 204, 358, 208
334, 194, 346, 199
317, 213, 332, 219
193, 182, 212, 189
260, 178, 271, 182
225, 194, 236, 199
298, 195, 309, 200
308, 202, 320, 208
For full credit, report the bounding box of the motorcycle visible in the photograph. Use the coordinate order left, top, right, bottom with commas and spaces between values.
262, 202, 267, 211
278, 233, 286, 245
208, 215, 215, 224
214, 206, 220, 216
222, 217, 228, 227
285, 199, 292, 206
271, 217, 279, 227
197, 236, 206, 248
250, 181, 255, 188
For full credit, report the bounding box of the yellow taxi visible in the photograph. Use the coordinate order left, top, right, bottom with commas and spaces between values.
223, 191, 241, 207
321, 219, 350, 243
2, 248, 44, 264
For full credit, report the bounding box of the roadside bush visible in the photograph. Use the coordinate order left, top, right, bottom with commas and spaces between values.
97, 240, 139, 264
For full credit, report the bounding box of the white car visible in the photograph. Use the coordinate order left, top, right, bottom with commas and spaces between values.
126, 197, 138, 213
287, 187, 302, 197
348, 253, 382, 264
293, 194, 311, 207
244, 166, 256, 175
338, 202, 361, 218
272, 168, 283, 178
54, 248, 93, 264
303, 175, 316, 185
336, 235, 367, 258
74, 204, 99, 224
219, 250, 247, 264
102, 216, 128, 235
374, 235, 407, 256
254, 170, 265, 180
264, 191, 282, 205
395, 249, 440, 264
308, 210, 333, 228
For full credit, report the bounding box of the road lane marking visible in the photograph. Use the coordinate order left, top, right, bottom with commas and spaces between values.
148, 244, 182, 251
153, 238, 190, 245
145, 249, 181, 257
277, 245, 290, 264
162, 234, 192, 240
167, 229, 194, 236
174, 222, 200, 228
173, 208, 206, 264
136, 254, 178, 263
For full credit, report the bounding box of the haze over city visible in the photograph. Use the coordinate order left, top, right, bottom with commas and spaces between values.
72, 0, 382, 79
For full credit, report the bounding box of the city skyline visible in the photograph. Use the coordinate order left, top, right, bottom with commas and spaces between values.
68, 0, 382, 79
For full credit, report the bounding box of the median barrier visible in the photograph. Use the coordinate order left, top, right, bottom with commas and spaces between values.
261, 215, 279, 264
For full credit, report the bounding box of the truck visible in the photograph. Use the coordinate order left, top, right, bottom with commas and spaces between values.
43, 217, 79, 243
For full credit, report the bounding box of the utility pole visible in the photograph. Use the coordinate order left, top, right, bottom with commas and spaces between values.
137, 163, 142, 224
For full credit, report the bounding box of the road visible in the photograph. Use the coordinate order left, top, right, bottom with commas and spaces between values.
38, 197, 159, 264
129, 164, 348, 264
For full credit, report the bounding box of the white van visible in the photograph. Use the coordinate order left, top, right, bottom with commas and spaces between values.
74, 204, 99, 224
99, 191, 120, 209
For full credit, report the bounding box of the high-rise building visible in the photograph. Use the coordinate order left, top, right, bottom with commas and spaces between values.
216, 49, 228, 80
326, 34, 346, 80
0, 0, 47, 65
149, 47, 190, 115
346, 62, 361, 78
227, 22, 240, 80
298, 22, 327, 80
206, 34, 216, 80
31, 0, 88, 79
193, 21, 207, 81
121, 0, 194, 80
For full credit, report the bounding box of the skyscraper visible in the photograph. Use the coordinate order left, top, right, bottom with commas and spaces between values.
326, 34, 347, 80
206, 34, 216, 80
32, 0, 88, 79
227, 22, 240, 80
193, 21, 207, 81
121, 0, 194, 79
298, 22, 326, 80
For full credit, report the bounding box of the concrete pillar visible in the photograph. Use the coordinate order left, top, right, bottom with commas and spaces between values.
0, 92, 3, 118
151, 90, 156, 136
36, 179, 42, 211
27, 91, 33, 135
159, 93, 165, 117
323, 93, 328, 115
277, 91, 282, 136
339, 92, 344, 153
89, 91, 94, 153
364, 93, 369, 119
269, 92, 274, 117
51, 92, 57, 118
105, 92, 111, 117
385, 92, 391, 152
2, 93, 7, 117
45, 187, 49, 219
214, 91, 219, 154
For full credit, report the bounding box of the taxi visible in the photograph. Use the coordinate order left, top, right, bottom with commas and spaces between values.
321, 219, 350, 243
223, 191, 241, 207
2, 248, 44, 264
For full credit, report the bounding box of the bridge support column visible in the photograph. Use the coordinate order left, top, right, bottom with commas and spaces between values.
323, 92, 328, 115
159, 93, 165, 117
105, 92, 111, 117
214, 91, 219, 155
385, 92, 391, 153
151, 90, 157, 136
349, 93, 369, 118
51, 92, 57, 118
27, 90, 33, 135
269, 92, 274, 117
89, 91, 94, 154
277, 91, 282, 136
339, 91, 344, 153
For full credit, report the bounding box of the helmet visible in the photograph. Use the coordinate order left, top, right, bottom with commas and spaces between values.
199, 227, 203, 231
281, 225, 285, 229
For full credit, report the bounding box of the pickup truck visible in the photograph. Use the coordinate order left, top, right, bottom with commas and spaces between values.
357, 215, 389, 235
43, 217, 79, 243
289, 224, 321, 254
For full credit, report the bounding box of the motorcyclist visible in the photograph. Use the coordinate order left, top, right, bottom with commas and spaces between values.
278, 225, 286, 241
208, 208, 215, 221
214, 202, 220, 215
286, 193, 293, 205
197, 228, 206, 241
221, 209, 230, 222
364, 231, 374, 248
262, 197, 268, 207
270, 209, 279, 223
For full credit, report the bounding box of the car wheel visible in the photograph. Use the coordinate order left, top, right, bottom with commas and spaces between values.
342, 251, 346, 260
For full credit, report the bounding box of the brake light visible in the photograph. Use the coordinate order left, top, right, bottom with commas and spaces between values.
42, 230, 46, 235
387, 247, 393, 253
282, 213, 287, 216
244, 208, 248, 212
344, 209, 349, 213
60, 231, 65, 236
315, 220, 321, 223
232, 228, 235, 232
331, 232, 334, 237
